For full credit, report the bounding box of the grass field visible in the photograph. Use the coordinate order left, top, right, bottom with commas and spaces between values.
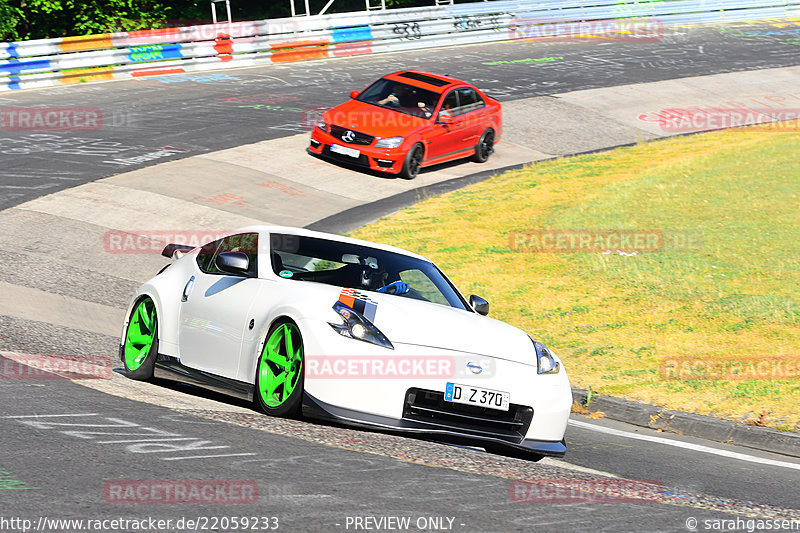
352, 127, 800, 431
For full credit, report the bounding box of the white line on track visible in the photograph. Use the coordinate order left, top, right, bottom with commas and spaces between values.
2, 413, 99, 418
569, 419, 800, 471
161, 453, 258, 461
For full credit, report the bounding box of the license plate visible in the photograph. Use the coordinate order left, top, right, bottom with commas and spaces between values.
444, 383, 510, 411
330, 143, 360, 158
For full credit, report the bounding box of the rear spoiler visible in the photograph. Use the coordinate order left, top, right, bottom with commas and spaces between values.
161, 243, 196, 259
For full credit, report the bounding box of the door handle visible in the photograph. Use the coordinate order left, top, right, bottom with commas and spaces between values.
182, 276, 195, 302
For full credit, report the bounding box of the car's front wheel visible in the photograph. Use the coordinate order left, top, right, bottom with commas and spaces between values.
472, 128, 495, 163
255, 321, 304, 417
400, 143, 424, 180
122, 297, 158, 380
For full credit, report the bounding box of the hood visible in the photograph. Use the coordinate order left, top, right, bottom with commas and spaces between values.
324, 99, 428, 138
287, 280, 537, 367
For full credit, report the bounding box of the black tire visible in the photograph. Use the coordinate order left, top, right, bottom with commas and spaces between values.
472, 129, 495, 163
399, 144, 424, 180
121, 297, 158, 381
254, 320, 304, 418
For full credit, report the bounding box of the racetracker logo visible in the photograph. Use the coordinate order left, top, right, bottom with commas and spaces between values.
0, 353, 111, 379
104, 480, 258, 504
509, 479, 664, 503
103, 230, 232, 254
509, 18, 663, 42
640, 107, 800, 133
660, 356, 800, 381
0, 107, 102, 131
305, 355, 494, 379
509, 229, 703, 254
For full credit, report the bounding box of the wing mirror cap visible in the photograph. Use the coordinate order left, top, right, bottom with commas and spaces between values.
469, 294, 489, 316
216, 251, 250, 276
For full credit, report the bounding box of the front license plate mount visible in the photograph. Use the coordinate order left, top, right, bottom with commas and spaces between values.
330, 143, 360, 158
444, 382, 510, 411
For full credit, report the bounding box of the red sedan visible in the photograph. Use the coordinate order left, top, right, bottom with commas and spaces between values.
308, 70, 502, 179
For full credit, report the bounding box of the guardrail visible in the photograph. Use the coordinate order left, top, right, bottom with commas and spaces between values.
1, 0, 798, 91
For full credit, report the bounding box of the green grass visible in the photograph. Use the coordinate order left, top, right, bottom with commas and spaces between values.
353, 127, 800, 430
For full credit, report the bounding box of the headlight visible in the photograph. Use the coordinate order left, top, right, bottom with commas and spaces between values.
530, 337, 560, 374
328, 301, 394, 349
375, 136, 403, 148
316, 119, 327, 132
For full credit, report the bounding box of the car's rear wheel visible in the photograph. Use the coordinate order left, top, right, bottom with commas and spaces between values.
400, 144, 424, 180
472, 129, 495, 163
255, 321, 304, 417
122, 297, 158, 380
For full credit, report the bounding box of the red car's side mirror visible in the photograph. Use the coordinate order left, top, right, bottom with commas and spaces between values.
350, 90, 360, 99
438, 113, 454, 124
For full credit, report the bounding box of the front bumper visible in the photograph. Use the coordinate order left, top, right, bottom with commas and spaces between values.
298, 317, 572, 455
308, 128, 406, 174
303, 391, 567, 457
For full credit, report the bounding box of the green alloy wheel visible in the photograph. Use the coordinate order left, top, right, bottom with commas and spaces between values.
255, 321, 304, 417
122, 297, 158, 380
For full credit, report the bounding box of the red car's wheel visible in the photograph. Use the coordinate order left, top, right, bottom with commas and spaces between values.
400, 144, 424, 180
472, 129, 495, 163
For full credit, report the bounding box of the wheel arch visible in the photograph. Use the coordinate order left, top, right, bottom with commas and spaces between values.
120, 289, 164, 352
243, 310, 306, 386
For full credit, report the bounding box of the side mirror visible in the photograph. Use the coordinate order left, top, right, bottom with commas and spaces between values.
469, 295, 489, 316
438, 113, 454, 125
350, 90, 360, 99
216, 251, 250, 276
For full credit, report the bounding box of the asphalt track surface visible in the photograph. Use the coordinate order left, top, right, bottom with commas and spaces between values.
2, 21, 800, 210
1, 21, 800, 532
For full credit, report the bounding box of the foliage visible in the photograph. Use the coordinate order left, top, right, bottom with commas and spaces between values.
0, 0, 433, 41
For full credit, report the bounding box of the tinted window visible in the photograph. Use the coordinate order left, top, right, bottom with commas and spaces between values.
440, 91, 459, 117
271, 234, 468, 310
455, 87, 485, 114
197, 233, 258, 277
196, 240, 218, 273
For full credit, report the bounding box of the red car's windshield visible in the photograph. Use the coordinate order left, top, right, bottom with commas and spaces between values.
356, 78, 439, 119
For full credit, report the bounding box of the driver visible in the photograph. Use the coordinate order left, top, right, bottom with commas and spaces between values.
377, 84, 415, 107
377, 280, 409, 295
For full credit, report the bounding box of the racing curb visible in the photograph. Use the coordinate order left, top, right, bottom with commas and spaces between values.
571, 387, 800, 458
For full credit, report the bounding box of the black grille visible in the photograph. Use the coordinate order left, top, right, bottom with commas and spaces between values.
403, 388, 533, 443
330, 125, 374, 145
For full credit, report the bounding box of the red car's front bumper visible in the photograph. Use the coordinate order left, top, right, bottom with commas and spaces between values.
308, 127, 406, 174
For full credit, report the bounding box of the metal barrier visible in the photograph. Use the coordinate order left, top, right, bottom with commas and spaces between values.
1, 0, 798, 91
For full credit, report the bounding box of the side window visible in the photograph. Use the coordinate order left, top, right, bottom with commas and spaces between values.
439, 91, 459, 118
199, 233, 259, 277
196, 239, 219, 273
456, 87, 485, 115
398, 269, 449, 306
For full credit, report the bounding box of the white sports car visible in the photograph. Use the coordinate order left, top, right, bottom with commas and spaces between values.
120, 225, 572, 459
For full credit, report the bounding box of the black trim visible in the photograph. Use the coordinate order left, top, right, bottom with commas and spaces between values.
162, 243, 195, 259
302, 392, 565, 457
152, 355, 254, 402
330, 125, 374, 146
423, 146, 472, 163
397, 71, 451, 87
318, 145, 371, 168
403, 387, 533, 443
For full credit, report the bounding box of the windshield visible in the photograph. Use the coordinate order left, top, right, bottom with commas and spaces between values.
270, 234, 469, 311
356, 78, 439, 119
